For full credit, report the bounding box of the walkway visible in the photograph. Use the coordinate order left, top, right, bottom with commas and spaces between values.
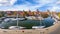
49, 21, 60, 34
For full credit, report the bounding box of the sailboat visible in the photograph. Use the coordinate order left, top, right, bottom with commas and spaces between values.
32, 14, 45, 29
50, 11, 59, 24
38, 16, 45, 29
8, 11, 24, 29
51, 14, 59, 24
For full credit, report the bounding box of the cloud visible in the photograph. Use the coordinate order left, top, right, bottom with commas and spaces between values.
10, 0, 17, 6
14, 0, 60, 11
48, 6, 60, 12
0, 0, 17, 6
37, 0, 60, 12
56, 1, 60, 4
0, 0, 60, 12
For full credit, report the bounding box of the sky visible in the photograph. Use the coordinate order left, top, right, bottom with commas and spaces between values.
0, 0, 60, 12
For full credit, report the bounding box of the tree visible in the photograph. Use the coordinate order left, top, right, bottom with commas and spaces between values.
0, 11, 5, 18
57, 13, 60, 18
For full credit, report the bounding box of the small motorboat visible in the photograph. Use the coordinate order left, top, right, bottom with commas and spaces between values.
9, 26, 26, 30
32, 26, 45, 29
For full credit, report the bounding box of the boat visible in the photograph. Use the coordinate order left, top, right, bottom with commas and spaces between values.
32, 26, 45, 29
25, 16, 44, 20
9, 26, 26, 29
3, 18, 26, 21
0, 17, 55, 29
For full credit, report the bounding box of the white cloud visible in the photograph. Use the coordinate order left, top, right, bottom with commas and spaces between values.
0, 0, 17, 6
10, 0, 17, 6
56, 1, 60, 4
48, 6, 60, 12
14, 0, 58, 11
35, 0, 60, 12
0, 0, 60, 12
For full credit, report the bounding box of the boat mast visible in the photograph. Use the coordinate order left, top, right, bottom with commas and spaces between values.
17, 11, 18, 27
37, 9, 42, 26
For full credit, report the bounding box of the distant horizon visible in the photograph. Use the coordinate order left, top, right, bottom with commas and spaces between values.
0, 0, 60, 12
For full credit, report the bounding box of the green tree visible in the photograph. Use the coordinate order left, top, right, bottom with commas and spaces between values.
57, 13, 60, 18
0, 11, 5, 18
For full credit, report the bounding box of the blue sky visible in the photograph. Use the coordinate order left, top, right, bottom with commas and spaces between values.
0, 0, 60, 12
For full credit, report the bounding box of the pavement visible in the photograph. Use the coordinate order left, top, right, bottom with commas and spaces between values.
49, 21, 60, 34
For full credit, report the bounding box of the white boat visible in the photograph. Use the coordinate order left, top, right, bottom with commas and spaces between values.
4, 18, 25, 21
52, 14, 59, 20
4, 18, 10, 22
32, 26, 45, 29
15, 18, 25, 20
36, 16, 44, 20
9, 26, 26, 29
9, 26, 20, 29
25, 16, 34, 20
25, 16, 44, 20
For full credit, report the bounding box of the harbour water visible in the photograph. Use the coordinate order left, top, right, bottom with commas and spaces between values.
0, 17, 55, 29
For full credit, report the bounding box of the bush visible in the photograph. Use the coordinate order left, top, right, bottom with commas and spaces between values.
57, 13, 60, 18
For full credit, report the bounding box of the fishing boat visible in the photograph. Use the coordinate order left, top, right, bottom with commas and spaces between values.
32, 15, 45, 29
